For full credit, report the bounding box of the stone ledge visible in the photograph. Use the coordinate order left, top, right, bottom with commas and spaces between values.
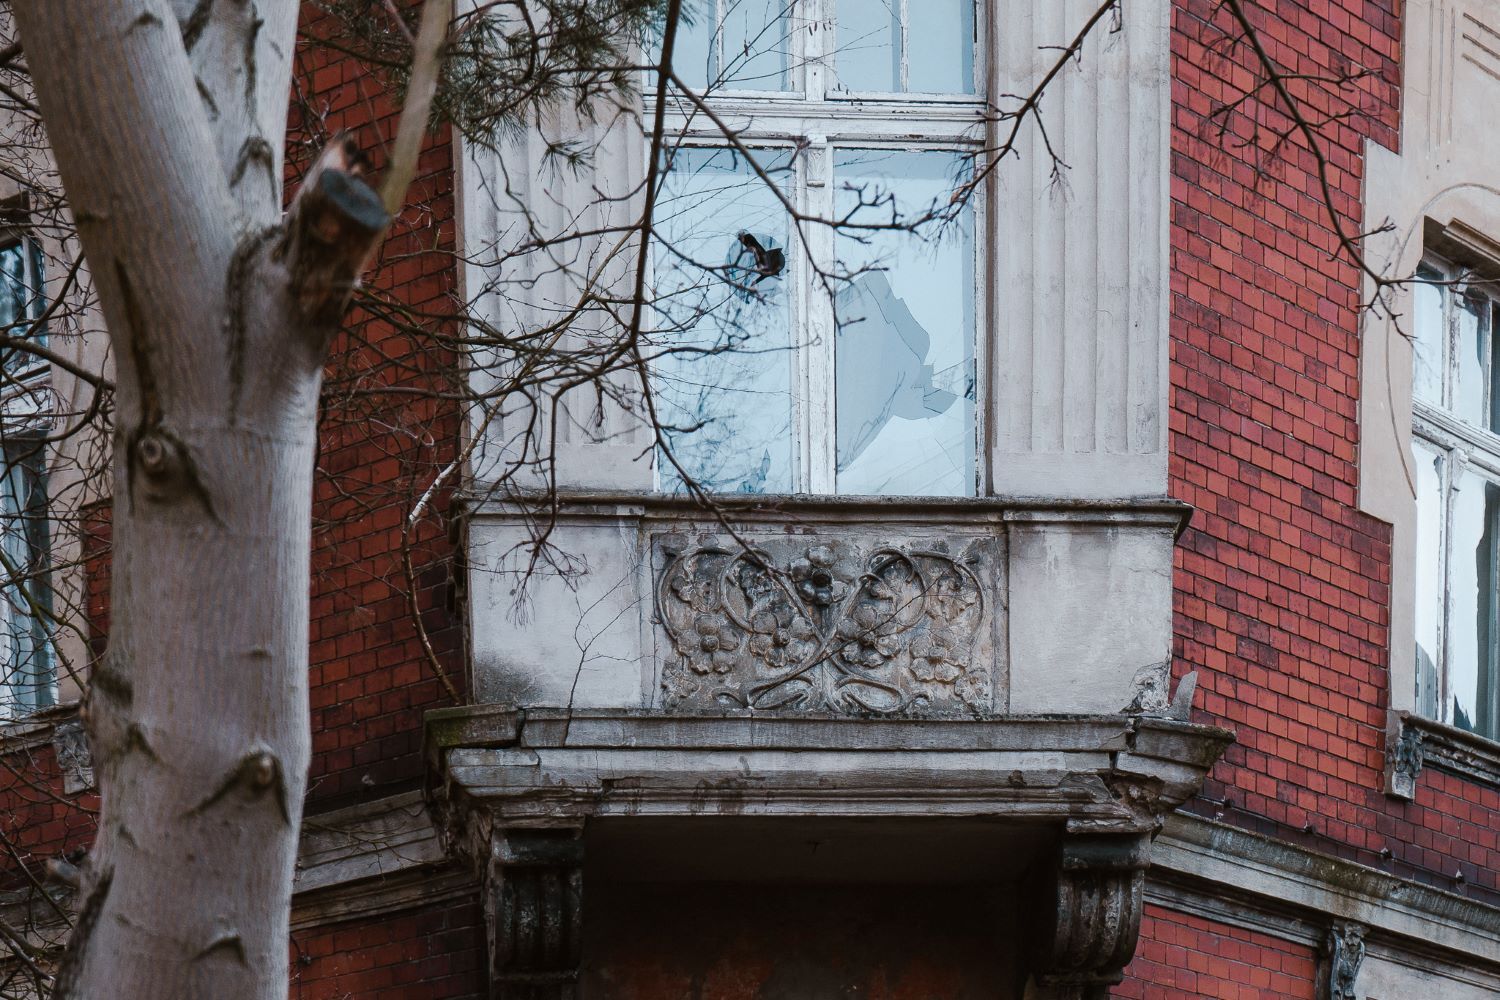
428, 708, 1233, 829
460, 489, 1193, 531
295, 790, 447, 895
1385, 710, 1500, 799
1152, 812, 1500, 968
0, 701, 81, 756
2, 791, 469, 961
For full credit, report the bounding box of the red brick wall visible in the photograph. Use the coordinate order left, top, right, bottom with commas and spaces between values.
1119, 906, 1317, 999
294, 3, 466, 808
288, 898, 485, 1000
0, 734, 95, 889
1167, 0, 1500, 901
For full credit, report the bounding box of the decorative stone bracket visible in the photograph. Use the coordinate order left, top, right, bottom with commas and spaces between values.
1030, 834, 1151, 999
1385, 710, 1500, 799
482, 825, 585, 1000
1321, 920, 1367, 1000
52, 719, 95, 795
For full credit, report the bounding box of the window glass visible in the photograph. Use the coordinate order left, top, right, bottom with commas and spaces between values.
720, 0, 790, 90
652, 147, 796, 493
1447, 465, 1500, 738
835, 0, 900, 92
0, 240, 45, 379
1414, 441, 1443, 720
671, 4, 716, 89
0, 440, 50, 716
664, 0, 791, 91
0, 244, 24, 330
1491, 300, 1500, 434
1455, 289, 1488, 426
835, 0, 974, 94
906, 0, 974, 94
1412, 267, 1444, 407
649, 1, 980, 497
833, 149, 974, 496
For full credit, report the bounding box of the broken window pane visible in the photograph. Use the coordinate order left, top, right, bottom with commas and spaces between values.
1413, 440, 1443, 720
659, 0, 791, 91
652, 147, 796, 494
1412, 266, 1443, 408
1447, 465, 1500, 739
833, 149, 975, 497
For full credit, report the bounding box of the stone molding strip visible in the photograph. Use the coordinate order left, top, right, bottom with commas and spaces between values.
1151, 813, 1500, 971
290, 790, 472, 930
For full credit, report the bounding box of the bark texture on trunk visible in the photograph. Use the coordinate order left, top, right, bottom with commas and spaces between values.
11, 1, 379, 996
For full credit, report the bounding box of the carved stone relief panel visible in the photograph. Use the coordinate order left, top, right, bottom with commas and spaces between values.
653, 533, 1001, 715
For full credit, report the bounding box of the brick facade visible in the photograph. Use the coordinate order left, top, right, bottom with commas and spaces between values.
288, 899, 485, 1000
295, 4, 466, 808
1168, 0, 1500, 896
8, 1, 1500, 997
1119, 907, 1317, 999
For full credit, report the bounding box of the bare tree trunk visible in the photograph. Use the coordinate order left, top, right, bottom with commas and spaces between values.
10, 1, 383, 995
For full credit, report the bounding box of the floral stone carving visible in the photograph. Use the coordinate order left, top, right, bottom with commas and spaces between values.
655, 536, 995, 714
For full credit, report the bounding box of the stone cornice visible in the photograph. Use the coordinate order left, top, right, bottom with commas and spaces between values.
1152, 813, 1500, 970
0, 701, 82, 756
3, 791, 470, 960
295, 790, 447, 896
427, 707, 1233, 831
459, 489, 1192, 535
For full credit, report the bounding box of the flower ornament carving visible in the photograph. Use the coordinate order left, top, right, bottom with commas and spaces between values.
656, 538, 992, 714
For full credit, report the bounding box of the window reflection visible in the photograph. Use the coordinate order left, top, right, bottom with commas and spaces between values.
833, 149, 974, 496
660, 0, 791, 91
1413, 442, 1443, 720
1412, 266, 1443, 407
1455, 289, 1488, 426
652, 147, 796, 493
0, 241, 45, 379
1449, 467, 1500, 738
0, 440, 50, 716
835, 0, 974, 94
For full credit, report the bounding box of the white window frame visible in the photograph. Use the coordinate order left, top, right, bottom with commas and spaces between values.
1412, 252, 1500, 737
0, 237, 49, 385
649, 0, 988, 496
0, 231, 54, 719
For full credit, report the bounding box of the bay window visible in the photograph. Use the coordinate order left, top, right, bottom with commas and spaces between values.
1412, 255, 1500, 739
648, 0, 983, 496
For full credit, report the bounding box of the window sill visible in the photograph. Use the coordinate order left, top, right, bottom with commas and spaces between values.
1386, 711, 1500, 799
0, 701, 92, 795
